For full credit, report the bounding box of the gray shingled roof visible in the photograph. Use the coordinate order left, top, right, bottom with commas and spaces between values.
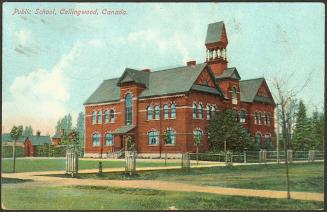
216, 67, 241, 80
26, 135, 52, 146
205, 21, 225, 44
112, 125, 135, 135
1, 133, 26, 143
84, 78, 121, 105
240, 78, 274, 104
84, 63, 224, 105
117, 68, 149, 87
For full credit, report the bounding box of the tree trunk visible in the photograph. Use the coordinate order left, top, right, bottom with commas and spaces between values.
281, 107, 291, 199
13, 140, 16, 173
196, 145, 199, 165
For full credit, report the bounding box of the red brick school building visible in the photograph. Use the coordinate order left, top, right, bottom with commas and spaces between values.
83, 21, 276, 158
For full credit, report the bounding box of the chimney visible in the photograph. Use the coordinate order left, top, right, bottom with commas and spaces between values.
142, 68, 151, 73
36, 131, 41, 136
60, 129, 64, 136
187, 60, 196, 67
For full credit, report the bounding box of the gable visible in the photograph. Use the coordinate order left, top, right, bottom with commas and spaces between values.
195, 68, 215, 88
120, 73, 134, 84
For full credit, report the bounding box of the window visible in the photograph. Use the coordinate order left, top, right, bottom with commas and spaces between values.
148, 130, 159, 145
125, 93, 133, 125
92, 112, 97, 124
255, 112, 260, 125
255, 132, 262, 147
97, 111, 102, 124
164, 104, 169, 119
193, 103, 197, 118
171, 104, 176, 119
155, 105, 160, 119
92, 133, 100, 146
165, 129, 176, 145
193, 129, 203, 145
104, 110, 109, 123
211, 106, 216, 118
147, 106, 153, 120
240, 110, 246, 123
198, 104, 203, 119
258, 112, 262, 125
110, 109, 115, 123
265, 134, 272, 147
232, 87, 237, 105
206, 105, 211, 120
264, 113, 271, 125
105, 133, 113, 146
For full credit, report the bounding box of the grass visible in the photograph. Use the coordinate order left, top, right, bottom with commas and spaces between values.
1, 178, 33, 184
1, 185, 323, 210
1, 158, 182, 173
73, 162, 324, 193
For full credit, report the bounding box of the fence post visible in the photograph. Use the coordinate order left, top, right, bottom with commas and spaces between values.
225, 151, 233, 166
181, 153, 190, 171
98, 161, 103, 174
165, 152, 167, 167
308, 150, 315, 162
125, 151, 136, 176
287, 150, 293, 163
244, 151, 247, 163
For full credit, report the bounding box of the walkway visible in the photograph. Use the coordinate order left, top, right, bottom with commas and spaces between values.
2, 164, 324, 202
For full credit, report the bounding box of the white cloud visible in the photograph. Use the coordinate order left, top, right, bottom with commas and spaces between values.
3, 39, 100, 135
15, 29, 31, 46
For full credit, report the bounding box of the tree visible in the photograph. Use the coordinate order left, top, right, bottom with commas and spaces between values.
60, 128, 79, 149
10, 125, 23, 173
309, 110, 324, 151
55, 113, 73, 135
206, 109, 254, 153
292, 100, 312, 150
76, 112, 85, 149
194, 133, 203, 165
23, 125, 33, 136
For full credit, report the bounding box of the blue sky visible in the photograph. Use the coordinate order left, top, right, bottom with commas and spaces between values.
2, 3, 325, 135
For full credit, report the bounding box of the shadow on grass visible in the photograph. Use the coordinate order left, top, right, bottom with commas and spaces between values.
2, 178, 33, 184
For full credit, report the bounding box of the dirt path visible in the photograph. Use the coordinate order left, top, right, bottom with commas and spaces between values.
2, 167, 324, 202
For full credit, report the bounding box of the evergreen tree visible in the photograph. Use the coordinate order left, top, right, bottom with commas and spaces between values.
292, 100, 312, 150
309, 110, 324, 150
206, 109, 254, 152
23, 125, 33, 136
76, 112, 85, 148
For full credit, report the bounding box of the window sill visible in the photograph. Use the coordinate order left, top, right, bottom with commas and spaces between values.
148, 144, 159, 146
164, 144, 176, 146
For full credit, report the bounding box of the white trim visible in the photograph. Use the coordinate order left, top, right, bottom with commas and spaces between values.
85, 101, 120, 107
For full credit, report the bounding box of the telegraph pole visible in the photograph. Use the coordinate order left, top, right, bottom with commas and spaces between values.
276, 104, 280, 164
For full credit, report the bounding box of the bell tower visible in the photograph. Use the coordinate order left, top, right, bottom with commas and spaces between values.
205, 21, 228, 77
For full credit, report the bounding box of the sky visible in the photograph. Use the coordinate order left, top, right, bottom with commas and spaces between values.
2, 3, 325, 135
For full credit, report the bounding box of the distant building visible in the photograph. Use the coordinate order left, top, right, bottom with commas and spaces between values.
83, 21, 276, 158
51, 129, 65, 146
1, 133, 25, 147
24, 131, 52, 157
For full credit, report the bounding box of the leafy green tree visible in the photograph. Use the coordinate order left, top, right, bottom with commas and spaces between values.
206, 109, 254, 153
23, 125, 33, 136
292, 100, 312, 150
55, 113, 73, 134
76, 112, 85, 149
10, 125, 23, 173
60, 128, 79, 149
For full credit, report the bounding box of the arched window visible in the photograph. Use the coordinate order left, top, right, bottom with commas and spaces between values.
125, 93, 133, 125
97, 111, 102, 124
211, 106, 216, 118
148, 130, 159, 145
265, 133, 272, 147
105, 133, 113, 146
265, 113, 271, 125
255, 132, 262, 147
198, 104, 203, 119
258, 112, 262, 125
104, 110, 109, 123
165, 129, 176, 145
92, 133, 100, 146
171, 104, 176, 119
240, 110, 246, 123
231, 87, 237, 105
154, 105, 160, 119
254, 112, 259, 124
147, 106, 153, 120
110, 109, 115, 123
206, 105, 211, 120
92, 111, 97, 124
193, 103, 197, 118
193, 129, 203, 145
164, 104, 169, 119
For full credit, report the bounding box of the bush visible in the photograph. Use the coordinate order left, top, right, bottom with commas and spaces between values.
2, 145, 25, 158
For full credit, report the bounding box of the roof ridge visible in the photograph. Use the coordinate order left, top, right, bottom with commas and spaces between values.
240, 77, 265, 82
150, 63, 206, 73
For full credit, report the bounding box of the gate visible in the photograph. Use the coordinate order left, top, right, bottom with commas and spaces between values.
66, 148, 78, 177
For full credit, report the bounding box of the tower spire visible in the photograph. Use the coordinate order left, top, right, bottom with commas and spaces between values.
205, 21, 228, 77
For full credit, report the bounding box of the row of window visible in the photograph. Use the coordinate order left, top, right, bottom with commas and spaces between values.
255, 132, 272, 145
91, 129, 204, 146
193, 103, 217, 119
254, 112, 271, 125
92, 110, 115, 124
147, 104, 176, 120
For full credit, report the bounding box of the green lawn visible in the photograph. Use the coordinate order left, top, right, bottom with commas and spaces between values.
75, 162, 324, 193
1, 158, 182, 173
1, 185, 323, 210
